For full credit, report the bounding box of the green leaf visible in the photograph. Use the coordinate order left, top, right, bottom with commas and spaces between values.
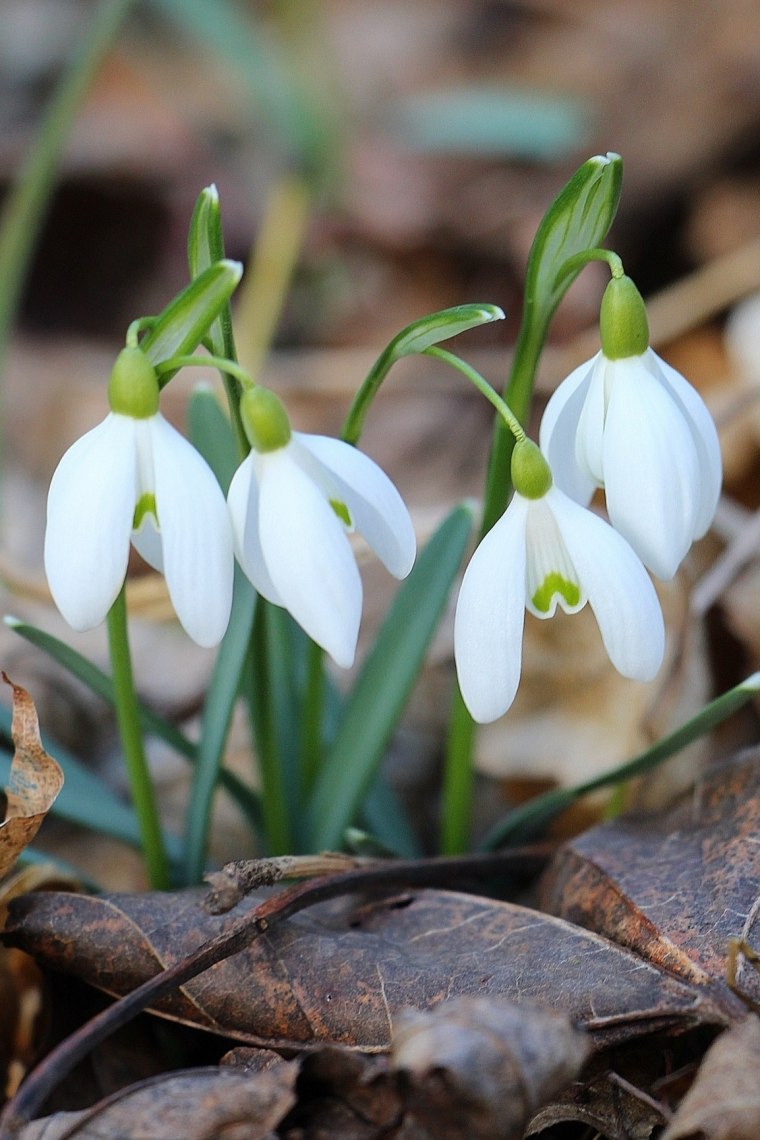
187, 386, 238, 495
0, 708, 181, 858
5, 616, 195, 760
478, 671, 760, 850
4, 616, 258, 830
181, 385, 260, 884
307, 504, 474, 850
360, 774, 420, 858
140, 260, 242, 382
524, 152, 623, 335
391, 87, 588, 160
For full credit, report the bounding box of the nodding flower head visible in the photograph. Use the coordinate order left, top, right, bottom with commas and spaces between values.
44, 348, 234, 647
228, 398, 416, 668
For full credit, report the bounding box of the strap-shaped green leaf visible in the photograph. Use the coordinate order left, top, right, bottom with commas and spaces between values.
307, 504, 474, 850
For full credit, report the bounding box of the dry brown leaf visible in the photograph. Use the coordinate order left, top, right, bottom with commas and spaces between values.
540, 748, 760, 1021
392, 996, 590, 1140
3, 885, 715, 1054
663, 1016, 760, 1140
0, 676, 63, 880
14, 1064, 297, 1140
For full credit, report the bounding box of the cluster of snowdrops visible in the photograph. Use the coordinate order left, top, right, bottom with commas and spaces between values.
44, 260, 720, 726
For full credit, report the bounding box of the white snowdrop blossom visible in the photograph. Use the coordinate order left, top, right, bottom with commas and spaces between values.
44, 348, 234, 647
539, 276, 721, 580
228, 386, 416, 669
455, 451, 664, 723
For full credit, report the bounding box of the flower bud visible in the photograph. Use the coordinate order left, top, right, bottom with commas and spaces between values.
107, 348, 160, 418
599, 274, 649, 359
240, 386, 292, 452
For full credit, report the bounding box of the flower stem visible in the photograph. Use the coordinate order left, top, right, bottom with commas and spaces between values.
440, 682, 478, 854
106, 586, 170, 889
555, 247, 624, 288
300, 640, 325, 801
340, 345, 395, 445
423, 347, 526, 443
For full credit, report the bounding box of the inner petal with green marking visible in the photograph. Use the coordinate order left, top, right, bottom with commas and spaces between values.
132, 491, 157, 530
525, 499, 586, 619
330, 497, 354, 530
531, 572, 581, 614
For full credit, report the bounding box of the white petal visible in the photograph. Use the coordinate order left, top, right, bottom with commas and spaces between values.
549, 488, 664, 681
539, 358, 597, 505
258, 447, 362, 668
44, 414, 136, 630
132, 513, 164, 572
149, 415, 234, 647
454, 496, 529, 723
602, 358, 700, 579
227, 454, 283, 605
574, 352, 609, 486
293, 433, 416, 578
654, 352, 722, 538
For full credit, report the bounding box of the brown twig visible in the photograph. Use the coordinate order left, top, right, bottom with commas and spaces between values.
0, 847, 549, 1134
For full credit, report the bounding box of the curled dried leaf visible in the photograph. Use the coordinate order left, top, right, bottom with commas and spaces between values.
663, 1016, 760, 1140
392, 996, 591, 1140
0, 676, 63, 880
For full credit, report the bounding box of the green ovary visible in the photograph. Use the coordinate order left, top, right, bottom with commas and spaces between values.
133, 492, 157, 529
531, 572, 581, 614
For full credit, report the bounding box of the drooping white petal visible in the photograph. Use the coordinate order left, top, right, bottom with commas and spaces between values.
292, 433, 416, 578
454, 496, 529, 723
654, 353, 722, 538
149, 415, 234, 647
602, 357, 700, 579
44, 414, 136, 630
257, 447, 363, 668
227, 453, 283, 606
574, 352, 609, 486
539, 358, 597, 505
549, 487, 664, 681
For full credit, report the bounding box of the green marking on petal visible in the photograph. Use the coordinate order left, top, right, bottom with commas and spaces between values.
531, 572, 580, 614
133, 492, 157, 530
330, 498, 353, 528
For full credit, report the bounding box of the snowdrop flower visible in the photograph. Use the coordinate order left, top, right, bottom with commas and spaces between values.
45, 347, 234, 647
455, 440, 664, 723
228, 386, 416, 668
539, 275, 721, 579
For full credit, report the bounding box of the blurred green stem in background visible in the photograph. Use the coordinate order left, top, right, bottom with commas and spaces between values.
0, 0, 135, 387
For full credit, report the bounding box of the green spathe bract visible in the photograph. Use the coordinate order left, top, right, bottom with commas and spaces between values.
107, 347, 159, 418
392, 304, 505, 358
599, 274, 650, 359
140, 259, 243, 383
240, 386, 292, 452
